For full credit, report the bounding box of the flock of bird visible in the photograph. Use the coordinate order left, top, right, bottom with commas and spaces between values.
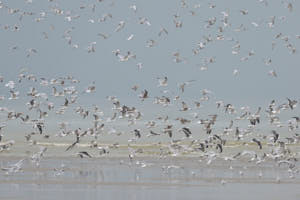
0, 0, 299, 183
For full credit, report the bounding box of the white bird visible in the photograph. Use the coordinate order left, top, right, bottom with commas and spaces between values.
157, 77, 168, 87
233, 69, 239, 76
129, 5, 137, 13
98, 33, 109, 39
5, 81, 15, 89
158, 28, 168, 36
9, 90, 19, 100
26, 48, 37, 57
268, 70, 277, 77
127, 34, 134, 41
137, 63, 143, 70
87, 42, 96, 53
240, 9, 248, 15
139, 17, 151, 26
115, 21, 125, 32
85, 82, 96, 93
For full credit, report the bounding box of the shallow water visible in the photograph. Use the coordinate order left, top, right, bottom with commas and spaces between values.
0, 156, 299, 200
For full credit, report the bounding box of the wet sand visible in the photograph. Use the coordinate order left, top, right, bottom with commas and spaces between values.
0, 155, 299, 200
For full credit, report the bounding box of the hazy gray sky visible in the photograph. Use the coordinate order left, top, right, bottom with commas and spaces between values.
0, 0, 300, 132
0, 0, 299, 151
